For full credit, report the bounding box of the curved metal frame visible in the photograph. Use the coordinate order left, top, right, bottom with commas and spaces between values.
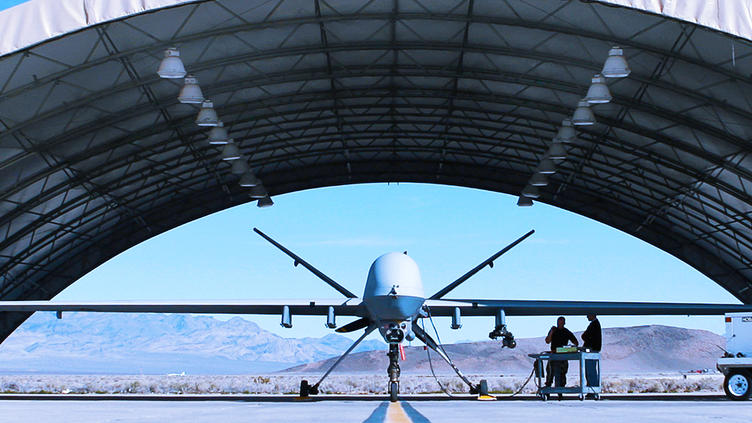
1, 0, 751, 341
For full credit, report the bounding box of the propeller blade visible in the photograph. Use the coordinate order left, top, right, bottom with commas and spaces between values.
335, 317, 370, 333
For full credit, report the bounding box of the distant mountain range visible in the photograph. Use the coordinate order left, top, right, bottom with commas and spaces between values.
284, 325, 725, 375
0, 313, 724, 375
0, 313, 384, 374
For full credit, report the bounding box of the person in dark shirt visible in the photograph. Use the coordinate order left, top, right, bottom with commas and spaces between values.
581, 314, 602, 351
581, 314, 602, 392
544, 316, 578, 387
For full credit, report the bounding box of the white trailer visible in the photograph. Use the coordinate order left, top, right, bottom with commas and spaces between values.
717, 312, 752, 400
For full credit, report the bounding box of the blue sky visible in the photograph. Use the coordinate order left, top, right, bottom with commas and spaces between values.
0, 0, 23, 10
55, 183, 738, 342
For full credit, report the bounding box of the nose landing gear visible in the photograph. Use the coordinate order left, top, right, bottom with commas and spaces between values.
387, 343, 401, 402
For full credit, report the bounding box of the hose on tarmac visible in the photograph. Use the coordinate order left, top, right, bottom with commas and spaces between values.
509, 366, 536, 398
421, 318, 455, 398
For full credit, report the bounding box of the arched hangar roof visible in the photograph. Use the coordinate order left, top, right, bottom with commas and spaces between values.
1, 0, 752, 339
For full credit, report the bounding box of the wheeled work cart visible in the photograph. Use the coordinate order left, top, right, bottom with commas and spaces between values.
528, 351, 601, 401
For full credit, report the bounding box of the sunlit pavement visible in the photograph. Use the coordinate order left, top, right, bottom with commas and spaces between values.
0, 397, 749, 423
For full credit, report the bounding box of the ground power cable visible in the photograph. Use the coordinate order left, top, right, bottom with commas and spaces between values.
423, 306, 473, 398
421, 318, 455, 398
425, 306, 536, 398
508, 367, 536, 398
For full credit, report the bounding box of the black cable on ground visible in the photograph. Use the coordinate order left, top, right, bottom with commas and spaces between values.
509, 367, 536, 398
424, 305, 537, 399
426, 307, 451, 359
421, 318, 455, 398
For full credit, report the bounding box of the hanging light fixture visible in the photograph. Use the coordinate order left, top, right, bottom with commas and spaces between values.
239, 172, 260, 187
537, 158, 557, 174
517, 195, 533, 207
572, 99, 596, 126
556, 119, 576, 142
547, 141, 567, 161
257, 196, 274, 208
230, 159, 250, 175
249, 184, 268, 199
221, 140, 241, 161
521, 185, 540, 199
178, 75, 204, 104
157, 48, 186, 79
196, 100, 219, 126
208, 121, 229, 145
585, 74, 612, 104
530, 172, 549, 187
602, 46, 631, 78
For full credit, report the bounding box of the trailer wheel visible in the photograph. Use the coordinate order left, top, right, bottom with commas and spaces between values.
723, 371, 751, 401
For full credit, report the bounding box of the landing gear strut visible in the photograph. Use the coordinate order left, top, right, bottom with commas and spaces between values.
299, 326, 376, 398
387, 344, 401, 402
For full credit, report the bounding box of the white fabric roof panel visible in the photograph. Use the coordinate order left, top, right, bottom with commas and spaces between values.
1, 0, 752, 58
0, 0, 198, 56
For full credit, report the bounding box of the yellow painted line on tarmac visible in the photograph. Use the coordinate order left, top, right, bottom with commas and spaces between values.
385, 401, 413, 423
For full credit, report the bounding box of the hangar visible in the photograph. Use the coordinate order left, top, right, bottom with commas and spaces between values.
0, 0, 751, 341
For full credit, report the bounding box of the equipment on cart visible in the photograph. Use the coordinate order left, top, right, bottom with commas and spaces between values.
529, 350, 601, 401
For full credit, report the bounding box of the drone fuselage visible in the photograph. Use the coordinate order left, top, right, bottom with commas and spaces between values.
362, 252, 425, 343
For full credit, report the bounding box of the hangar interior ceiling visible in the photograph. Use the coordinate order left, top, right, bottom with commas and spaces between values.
0, 0, 751, 338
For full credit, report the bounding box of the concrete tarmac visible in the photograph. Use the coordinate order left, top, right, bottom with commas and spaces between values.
0, 396, 749, 423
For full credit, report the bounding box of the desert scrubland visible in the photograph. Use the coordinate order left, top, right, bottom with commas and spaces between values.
0, 373, 724, 395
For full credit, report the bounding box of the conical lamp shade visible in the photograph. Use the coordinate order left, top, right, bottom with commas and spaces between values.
257, 196, 274, 208
157, 48, 186, 79
230, 159, 250, 175
221, 141, 241, 161
556, 119, 576, 142
521, 185, 540, 199
572, 100, 596, 126
196, 100, 219, 126
547, 142, 567, 160
239, 172, 260, 187
208, 121, 229, 144
537, 158, 557, 174
585, 74, 612, 104
249, 184, 268, 199
178, 75, 204, 104
517, 196, 533, 207
530, 172, 548, 187
602, 46, 631, 78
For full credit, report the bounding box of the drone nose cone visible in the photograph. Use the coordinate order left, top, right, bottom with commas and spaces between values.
364, 252, 424, 298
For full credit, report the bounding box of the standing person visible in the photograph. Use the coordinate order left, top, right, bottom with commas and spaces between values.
581, 314, 602, 393
581, 314, 602, 352
544, 316, 578, 388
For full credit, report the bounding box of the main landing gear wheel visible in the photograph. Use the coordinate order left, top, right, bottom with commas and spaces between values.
390, 382, 399, 402
723, 372, 751, 401
299, 380, 318, 397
